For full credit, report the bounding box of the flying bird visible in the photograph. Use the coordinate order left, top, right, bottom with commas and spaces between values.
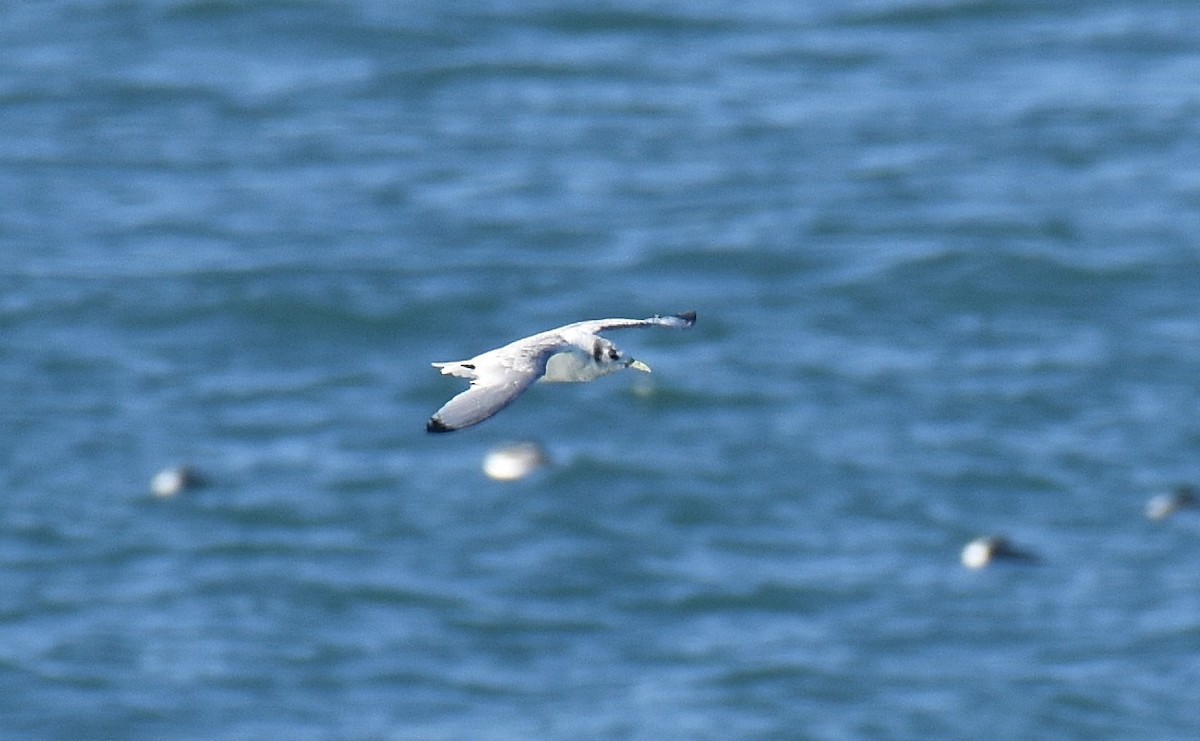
426, 311, 696, 433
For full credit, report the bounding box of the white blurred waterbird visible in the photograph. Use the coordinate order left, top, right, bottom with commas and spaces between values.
960, 535, 1039, 570
1145, 484, 1195, 521
427, 311, 696, 433
150, 465, 203, 498
482, 441, 550, 481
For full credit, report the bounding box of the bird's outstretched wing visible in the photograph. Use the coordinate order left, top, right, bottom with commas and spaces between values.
426, 372, 541, 433
426, 340, 561, 433
559, 311, 696, 335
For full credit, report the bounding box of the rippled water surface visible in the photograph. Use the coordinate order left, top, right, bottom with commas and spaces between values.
3, 1, 1200, 738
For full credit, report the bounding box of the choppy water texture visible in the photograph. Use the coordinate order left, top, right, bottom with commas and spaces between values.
3, 1, 1200, 739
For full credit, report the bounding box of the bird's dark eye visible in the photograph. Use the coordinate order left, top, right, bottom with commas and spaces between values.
608, 349, 619, 360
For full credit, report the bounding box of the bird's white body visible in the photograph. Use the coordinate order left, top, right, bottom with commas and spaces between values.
542, 345, 612, 382
432, 329, 618, 384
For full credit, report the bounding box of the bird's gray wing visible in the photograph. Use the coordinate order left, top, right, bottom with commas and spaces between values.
426, 375, 539, 433
559, 310, 696, 335
426, 343, 557, 433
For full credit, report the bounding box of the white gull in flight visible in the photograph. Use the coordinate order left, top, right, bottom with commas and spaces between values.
427, 311, 696, 433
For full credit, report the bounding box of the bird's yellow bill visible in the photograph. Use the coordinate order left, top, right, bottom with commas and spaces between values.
628, 359, 652, 373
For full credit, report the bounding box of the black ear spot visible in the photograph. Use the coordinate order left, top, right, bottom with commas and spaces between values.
592, 340, 603, 362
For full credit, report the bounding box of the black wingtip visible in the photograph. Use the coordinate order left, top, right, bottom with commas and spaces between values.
675, 310, 697, 325
426, 417, 454, 433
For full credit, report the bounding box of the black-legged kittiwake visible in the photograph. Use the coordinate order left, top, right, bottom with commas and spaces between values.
427, 311, 696, 433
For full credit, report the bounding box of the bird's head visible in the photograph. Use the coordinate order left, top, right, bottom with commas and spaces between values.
591, 338, 651, 375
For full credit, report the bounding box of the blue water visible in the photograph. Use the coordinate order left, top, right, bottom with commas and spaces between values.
3, 1, 1200, 738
